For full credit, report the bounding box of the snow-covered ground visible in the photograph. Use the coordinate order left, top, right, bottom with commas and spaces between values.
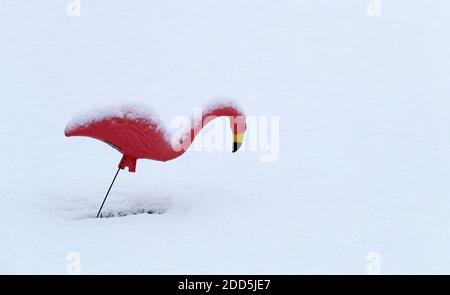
2, 0, 450, 274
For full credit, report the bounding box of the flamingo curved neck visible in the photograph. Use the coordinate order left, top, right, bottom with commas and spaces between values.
166, 105, 244, 160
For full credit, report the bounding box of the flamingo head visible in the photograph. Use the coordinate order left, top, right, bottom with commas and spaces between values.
231, 115, 247, 153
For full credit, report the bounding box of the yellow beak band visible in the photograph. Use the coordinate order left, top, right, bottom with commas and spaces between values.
233, 133, 244, 143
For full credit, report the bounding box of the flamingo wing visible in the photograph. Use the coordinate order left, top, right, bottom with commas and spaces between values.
65, 116, 173, 170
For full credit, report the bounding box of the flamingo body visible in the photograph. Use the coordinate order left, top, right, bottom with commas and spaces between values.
65, 103, 246, 172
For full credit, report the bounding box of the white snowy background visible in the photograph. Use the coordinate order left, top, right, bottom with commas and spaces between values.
1, 0, 450, 274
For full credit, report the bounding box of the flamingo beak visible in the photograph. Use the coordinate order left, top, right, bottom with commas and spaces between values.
232, 133, 244, 153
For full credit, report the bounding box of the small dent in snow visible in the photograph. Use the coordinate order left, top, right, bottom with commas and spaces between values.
97, 208, 165, 218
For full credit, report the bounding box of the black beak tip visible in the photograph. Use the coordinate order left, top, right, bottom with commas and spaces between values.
232, 142, 241, 153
